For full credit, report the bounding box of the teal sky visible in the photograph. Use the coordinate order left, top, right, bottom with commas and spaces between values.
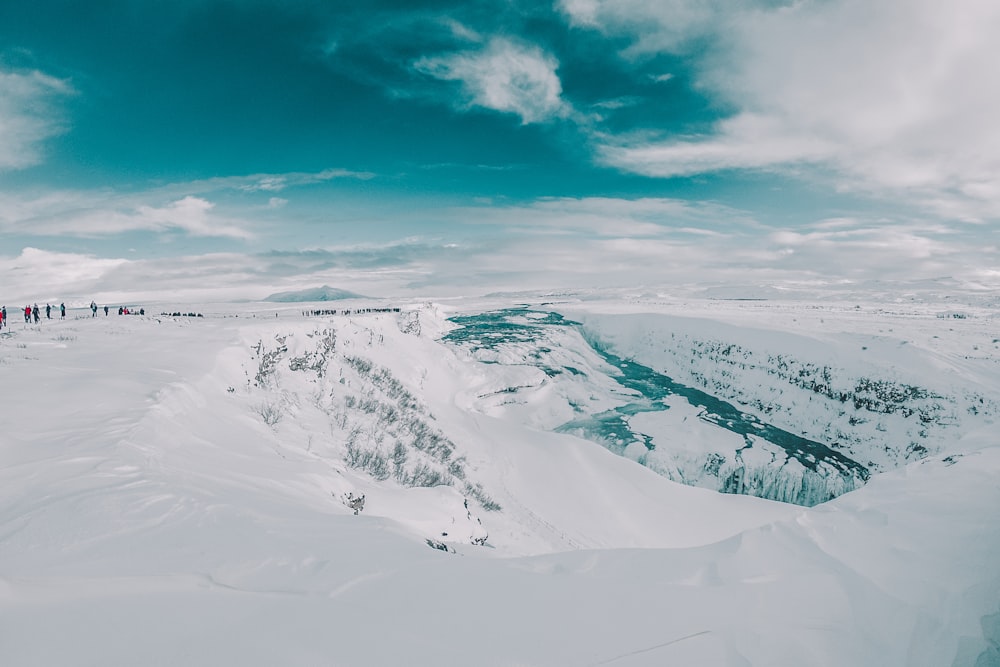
1, 0, 998, 301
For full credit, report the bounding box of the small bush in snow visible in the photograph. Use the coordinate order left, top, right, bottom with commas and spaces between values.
401, 463, 450, 488
255, 401, 283, 426
345, 440, 391, 480
391, 441, 408, 479
251, 337, 288, 388
344, 356, 421, 411
288, 328, 337, 376
464, 482, 502, 511
425, 538, 451, 552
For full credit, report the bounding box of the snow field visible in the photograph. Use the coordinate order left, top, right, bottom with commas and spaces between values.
0, 298, 997, 666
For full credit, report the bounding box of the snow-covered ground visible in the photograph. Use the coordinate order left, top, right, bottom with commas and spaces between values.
1, 295, 998, 666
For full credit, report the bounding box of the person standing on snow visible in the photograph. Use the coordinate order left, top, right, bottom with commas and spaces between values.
60, 303, 66, 318
104, 305, 109, 316
90, 301, 97, 317
24, 305, 30, 323
45, 303, 51, 319
32, 304, 40, 323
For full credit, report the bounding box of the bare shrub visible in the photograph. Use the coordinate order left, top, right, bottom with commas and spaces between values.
345, 440, 390, 480
464, 482, 502, 511
255, 401, 284, 426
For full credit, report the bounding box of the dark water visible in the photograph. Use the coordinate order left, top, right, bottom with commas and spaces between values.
444, 308, 868, 484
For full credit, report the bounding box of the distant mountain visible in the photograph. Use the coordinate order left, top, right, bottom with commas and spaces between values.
264, 285, 366, 302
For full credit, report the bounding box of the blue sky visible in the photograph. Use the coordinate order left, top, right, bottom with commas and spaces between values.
1, 0, 998, 301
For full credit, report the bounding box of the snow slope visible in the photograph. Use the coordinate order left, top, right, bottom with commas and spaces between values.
1, 297, 998, 666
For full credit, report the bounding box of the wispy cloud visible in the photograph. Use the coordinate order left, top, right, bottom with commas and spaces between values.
453, 196, 758, 237
414, 37, 569, 124
763, 221, 982, 282
0, 65, 75, 170
234, 168, 374, 193
442, 18, 482, 44
558, 0, 729, 54
599, 114, 837, 176
0, 191, 253, 239
0, 167, 376, 241
437, 196, 998, 289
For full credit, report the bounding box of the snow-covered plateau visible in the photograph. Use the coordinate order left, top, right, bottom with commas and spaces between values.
1, 293, 998, 666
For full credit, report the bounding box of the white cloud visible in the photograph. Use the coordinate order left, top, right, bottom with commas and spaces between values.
442, 19, 481, 43
440, 196, 998, 289
414, 38, 568, 124
571, 0, 1000, 221
762, 222, 978, 282
241, 176, 287, 192
0, 67, 74, 171
558, 0, 728, 54
454, 196, 759, 238
133, 196, 251, 238
1, 190, 994, 301
0, 167, 374, 241
0, 191, 253, 239
0, 248, 130, 304
591, 96, 641, 111
600, 113, 838, 176
235, 168, 374, 193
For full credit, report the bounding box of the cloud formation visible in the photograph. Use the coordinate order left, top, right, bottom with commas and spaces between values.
415, 38, 568, 124
234, 168, 374, 193
568, 0, 1000, 221
455, 196, 756, 238
0, 66, 74, 170
559, 0, 727, 54
0, 191, 253, 239
0, 167, 372, 242
0, 194, 995, 304
0, 247, 130, 305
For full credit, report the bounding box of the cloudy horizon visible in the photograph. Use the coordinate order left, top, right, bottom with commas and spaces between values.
1, 0, 998, 303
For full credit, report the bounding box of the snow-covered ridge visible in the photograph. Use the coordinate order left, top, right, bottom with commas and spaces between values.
252, 325, 500, 513
232, 319, 494, 548
212, 305, 789, 554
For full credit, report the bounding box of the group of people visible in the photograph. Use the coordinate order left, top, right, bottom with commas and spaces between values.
0, 303, 64, 327
86, 301, 144, 317
0, 301, 144, 328
302, 307, 402, 317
